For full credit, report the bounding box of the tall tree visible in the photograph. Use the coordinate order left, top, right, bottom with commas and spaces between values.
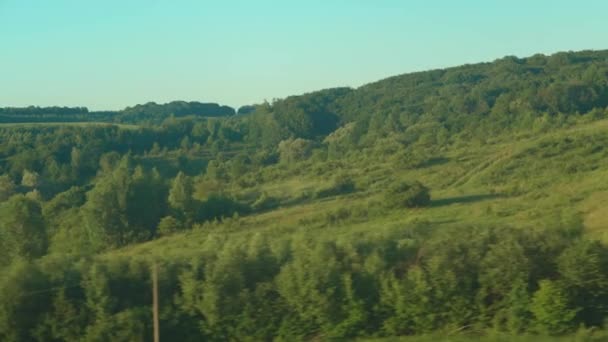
168, 172, 195, 222
0, 175, 16, 202
0, 195, 47, 265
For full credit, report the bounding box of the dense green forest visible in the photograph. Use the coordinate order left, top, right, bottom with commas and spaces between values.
0, 101, 238, 125
1, 49, 608, 341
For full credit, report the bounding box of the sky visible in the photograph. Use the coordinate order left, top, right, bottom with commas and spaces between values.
1, 0, 607, 110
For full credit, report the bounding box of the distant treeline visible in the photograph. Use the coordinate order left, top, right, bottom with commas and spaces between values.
119, 101, 236, 123
0, 101, 245, 124
0, 106, 89, 116
0, 106, 101, 123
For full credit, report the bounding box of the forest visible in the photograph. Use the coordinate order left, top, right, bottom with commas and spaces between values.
0, 101, 237, 125
1, 49, 608, 341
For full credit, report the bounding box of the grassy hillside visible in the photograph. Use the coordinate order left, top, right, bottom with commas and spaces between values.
86, 116, 608, 341
1, 50, 608, 341
116, 117, 608, 260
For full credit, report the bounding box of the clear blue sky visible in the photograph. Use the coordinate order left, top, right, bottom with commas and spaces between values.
1, 0, 607, 110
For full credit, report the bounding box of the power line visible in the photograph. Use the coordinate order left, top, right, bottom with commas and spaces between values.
9, 283, 84, 298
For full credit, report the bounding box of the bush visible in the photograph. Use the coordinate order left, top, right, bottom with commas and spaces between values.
315, 173, 356, 198
197, 194, 250, 222
157, 216, 184, 236
384, 181, 431, 208
252, 192, 280, 212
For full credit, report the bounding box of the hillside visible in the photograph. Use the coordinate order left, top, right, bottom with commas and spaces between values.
1, 50, 608, 341
244, 49, 608, 144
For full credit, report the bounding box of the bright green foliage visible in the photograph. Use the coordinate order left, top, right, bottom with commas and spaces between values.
0, 260, 51, 342
277, 138, 314, 164
0, 225, 606, 340
157, 216, 183, 236
0, 175, 16, 202
82, 161, 133, 249
229, 153, 249, 179
81, 158, 167, 249
271, 88, 348, 139
557, 240, 608, 326
531, 280, 578, 334
205, 160, 227, 181
478, 236, 532, 332
21, 169, 40, 188
324, 122, 357, 159
168, 171, 195, 221
0, 195, 47, 264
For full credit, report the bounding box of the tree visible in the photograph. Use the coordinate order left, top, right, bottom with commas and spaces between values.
277, 138, 314, 164
21, 169, 40, 188
557, 239, 608, 326
98, 151, 121, 175
149, 142, 162, 156
0, 175, 16, 202
157, 216, 183, 236
81, 157, 133, 249
25, 189, 42, 201
229, 154, 249, 179
168, 172, 195, 222
530, 280, 578, 334
80, 157, 167, 249
0, 195, 47, 264
70, 147, 83, 177
42, 186, 86, 223
82, 174, 129, 250
180, 136, 192, 151
0, 260, 52, 341
324, 123, 356, 159
206, 160, 227, 182
126, 166, 168, 239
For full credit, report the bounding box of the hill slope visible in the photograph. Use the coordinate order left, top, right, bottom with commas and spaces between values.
1, 49, 608, 341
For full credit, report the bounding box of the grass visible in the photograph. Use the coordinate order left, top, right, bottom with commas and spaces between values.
113, 119, 608, 262
580, 190, 608, 242
87, 118, 608, 340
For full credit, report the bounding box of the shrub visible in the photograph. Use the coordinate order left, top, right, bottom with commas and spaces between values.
252, 192, 280, 212
384, 181, 431, 208
197, 194, 250, 222
157, 216, 184, 236
315, 173, 356, 198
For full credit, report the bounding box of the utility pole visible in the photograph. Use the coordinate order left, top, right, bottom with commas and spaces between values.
152, 262, 159, 342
